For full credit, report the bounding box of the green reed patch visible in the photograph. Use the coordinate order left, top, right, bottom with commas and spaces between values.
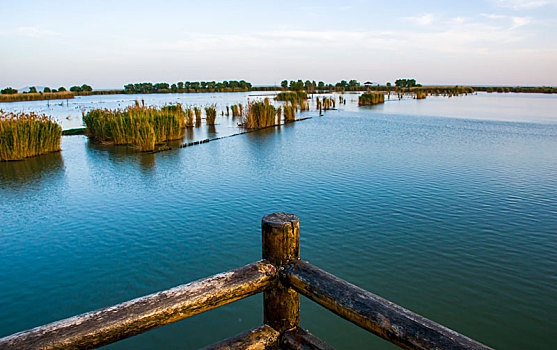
416, 92, 427, 99
205, 106, 217, 125
242, 99, 277, 129
83, 104, 185, 152
275, 91, 308, 103
194, 107, 202, 126
358, 93, 385, 106
283, 103, 297, 122
0, 111, 62, 161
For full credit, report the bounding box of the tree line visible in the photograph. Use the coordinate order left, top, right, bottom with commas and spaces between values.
1, 84, 92, 94
123, 80, 253, 93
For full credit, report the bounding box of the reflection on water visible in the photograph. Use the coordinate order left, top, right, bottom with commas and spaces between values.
85, 139, 157, 174
0, 152, 65, 191
184, 127, 195, 142
207, 125, 217, 138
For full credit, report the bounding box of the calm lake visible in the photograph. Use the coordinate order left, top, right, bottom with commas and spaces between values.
1, 92, 556, 349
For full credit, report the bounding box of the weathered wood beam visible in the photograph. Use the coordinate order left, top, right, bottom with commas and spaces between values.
283, 260, 492, 350
262, 213, 300, 333
200, 325, 279, 350
0, 261, 276, 350
281, 327, 336, 350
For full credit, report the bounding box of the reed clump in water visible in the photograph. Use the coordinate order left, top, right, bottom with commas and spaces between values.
299, 98, 309, 111
358, 93, 385, 106
0, 111, 62, 161
83, 103, 185, 152
416, 92, 427, 100
194, 107, 202, 126
205, 106, 217, 125
242, 99, 277, 129
283, 103, 297, 122
185, 108, 194, 127
276, 106, 282, 125
275, 91, 307, 103
322, 97, 335, 110
230, 104, 243, 117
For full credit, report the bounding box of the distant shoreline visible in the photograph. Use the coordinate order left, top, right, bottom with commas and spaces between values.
1, 85, 556, 104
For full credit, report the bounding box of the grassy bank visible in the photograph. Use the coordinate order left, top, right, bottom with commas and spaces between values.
0, 111, 62, 161
82, 103, 185, 151
0, 91, 74, 103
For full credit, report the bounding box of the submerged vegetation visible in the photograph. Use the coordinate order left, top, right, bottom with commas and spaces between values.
83, 103, 186, 152
359, 93, 385, 106
0, 111, 62, 161
242, 99, 277, 129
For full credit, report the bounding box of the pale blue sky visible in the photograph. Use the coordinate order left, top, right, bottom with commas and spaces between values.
1, 0, 556, 88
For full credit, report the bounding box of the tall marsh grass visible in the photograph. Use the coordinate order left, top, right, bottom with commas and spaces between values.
205, 106, 217, 125
185, 108, 194, 127
283, 103, 297, 122
358, 93, 385, 106
0, 111, 62, 161
242, 99, 277, 129
194, 107, 202, 126
83, 104, 185, 152
275, 91, 308, 103
416, 92, 427, 99
231, 104, 243, 117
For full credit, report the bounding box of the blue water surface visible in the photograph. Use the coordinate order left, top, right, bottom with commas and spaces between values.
1, 92, 556, 349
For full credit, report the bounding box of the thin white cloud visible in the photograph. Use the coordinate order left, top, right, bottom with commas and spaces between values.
16, 26, 59, 38
403, 14, 435, 25
480, 13, 531, 28
495, 0, 557, 9
149, 15, 537, 59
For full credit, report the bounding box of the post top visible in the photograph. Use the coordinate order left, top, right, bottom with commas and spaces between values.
262, 213, 299, 227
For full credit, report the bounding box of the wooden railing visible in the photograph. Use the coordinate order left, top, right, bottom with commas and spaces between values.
0, 213, 492, 350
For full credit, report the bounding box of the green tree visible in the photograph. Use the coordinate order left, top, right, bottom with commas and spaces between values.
29, 86, 37, 93
70, 86, 82, 92
281, 80, 288, 88
81, 84, 92, 92
1, 87, 18, 94
43, 87, 51, 93
58, 86, 66, 92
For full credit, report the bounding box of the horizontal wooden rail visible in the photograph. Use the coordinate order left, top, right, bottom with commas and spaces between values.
200, 325, 279, 350
0, 261, 276, 350
282, 327, 336, 350
282, 260, 492, 350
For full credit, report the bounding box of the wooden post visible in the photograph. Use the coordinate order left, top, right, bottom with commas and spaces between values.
262, 212, 300, 333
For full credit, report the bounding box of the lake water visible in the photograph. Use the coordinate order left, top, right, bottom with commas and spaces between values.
1, 92, 556, 349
